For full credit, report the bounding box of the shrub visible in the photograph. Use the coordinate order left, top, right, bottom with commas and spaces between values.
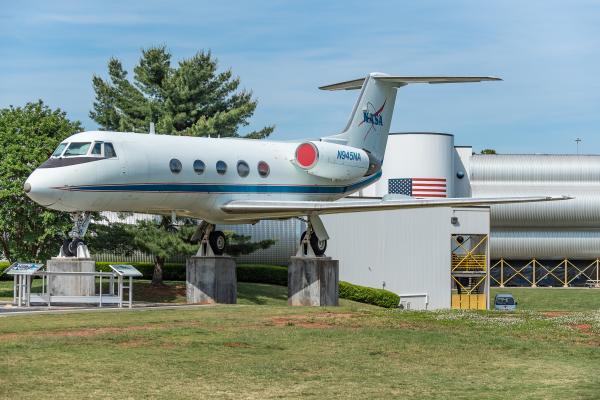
339, 281, 400, 308
0, 261, 10, 280
237, 264, 287, 286
95, 262, 288, 285
95, 262, 186, 281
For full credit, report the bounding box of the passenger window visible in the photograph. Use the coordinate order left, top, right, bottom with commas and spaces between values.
104, 143, 117, 158
193, 160, 205, 175
64, 142, 91, 156
216, 161, 227, 175
170, 159, 182, 174
51, 143, 67, 157
91, 142, 102, 155
237, 161, 250, 177
258, 161, 270, 178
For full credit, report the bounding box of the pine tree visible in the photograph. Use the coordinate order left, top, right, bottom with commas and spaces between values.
90, 46, 273, 139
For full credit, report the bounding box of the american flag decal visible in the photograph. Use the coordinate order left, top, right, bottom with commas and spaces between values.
388, 178, 447, 198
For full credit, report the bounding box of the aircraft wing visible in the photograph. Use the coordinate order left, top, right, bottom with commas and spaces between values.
221, 196, 571, 219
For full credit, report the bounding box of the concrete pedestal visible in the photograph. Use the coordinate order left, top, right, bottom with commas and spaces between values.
46, 258, 96, 296
288, 256, 339, 306
186, 256, 237, 304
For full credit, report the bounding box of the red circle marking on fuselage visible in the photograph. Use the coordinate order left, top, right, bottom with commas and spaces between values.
296, 143, 318, 168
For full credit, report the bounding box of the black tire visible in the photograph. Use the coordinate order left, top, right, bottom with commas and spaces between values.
166, 224, 179, 233
208, 231, 226, 255
62, 238, 84, 257
300, 231, 327, 256
61, 238, 74, 257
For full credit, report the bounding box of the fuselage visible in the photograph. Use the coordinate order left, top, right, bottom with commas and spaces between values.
25, 131, 381, 224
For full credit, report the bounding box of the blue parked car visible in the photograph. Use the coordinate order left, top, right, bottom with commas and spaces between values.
494, 293, 517, 310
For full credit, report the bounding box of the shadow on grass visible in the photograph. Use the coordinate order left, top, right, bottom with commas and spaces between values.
237, 282, 287, 306
132, 281, 187, 303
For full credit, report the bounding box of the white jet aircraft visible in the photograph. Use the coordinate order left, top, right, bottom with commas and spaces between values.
24, 73, 568, 257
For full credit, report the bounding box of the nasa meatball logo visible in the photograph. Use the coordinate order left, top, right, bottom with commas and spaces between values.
359, 99, 386, 139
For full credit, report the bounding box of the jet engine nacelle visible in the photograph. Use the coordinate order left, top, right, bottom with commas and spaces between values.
294, 141, 370, 180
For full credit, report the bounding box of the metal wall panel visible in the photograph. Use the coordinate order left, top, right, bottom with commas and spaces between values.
219, 219, 303, 265
323, 206, 490, 310
490, 229, 600, 260
471, 154, 600, 227
470, 154, 600, 259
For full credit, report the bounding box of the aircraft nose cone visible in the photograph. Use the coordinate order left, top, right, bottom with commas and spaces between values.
24, 169, 61, 207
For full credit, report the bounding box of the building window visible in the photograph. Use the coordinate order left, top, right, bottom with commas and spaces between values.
104, 143, 117, 158
216, 160, 227, 175
258, 161, 270, 177
237, 160, 250, 177
170, 158, 182, 174
193, 160, 205, 175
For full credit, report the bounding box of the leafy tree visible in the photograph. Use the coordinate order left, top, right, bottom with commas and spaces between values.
480, 149, 497, 154
0, 101, 82, 261
89, 220, 275, 286
90, 46, 274, 139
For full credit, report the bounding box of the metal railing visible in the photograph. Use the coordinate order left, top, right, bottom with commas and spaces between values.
490, 258, 600, 287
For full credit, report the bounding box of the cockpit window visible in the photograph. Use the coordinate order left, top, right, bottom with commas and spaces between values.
91, 142, 102, 155
63, 142, 91, 156
51, 143, 67, 157
104, 143, 117, 158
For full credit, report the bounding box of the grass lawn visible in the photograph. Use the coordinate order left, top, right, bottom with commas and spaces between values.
0, 282, 599, 398
490, 287, 600, 311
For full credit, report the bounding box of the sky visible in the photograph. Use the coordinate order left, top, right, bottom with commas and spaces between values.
1, 0, 599, 154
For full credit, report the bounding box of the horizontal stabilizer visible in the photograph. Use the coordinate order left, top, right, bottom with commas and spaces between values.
221, 196, 571, 220
319, 76, 502, 91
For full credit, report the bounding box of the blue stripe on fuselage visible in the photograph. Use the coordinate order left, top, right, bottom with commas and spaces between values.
61, 171, 382, 194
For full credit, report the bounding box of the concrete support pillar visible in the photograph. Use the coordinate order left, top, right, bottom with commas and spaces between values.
288, 256, 339, 306
46, 258, 95, 296
186, 256, 237, 304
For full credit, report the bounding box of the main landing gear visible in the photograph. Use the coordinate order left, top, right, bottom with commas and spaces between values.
60, 211, 92, 258
192, 221, 227, 257
297, 215, 329, 257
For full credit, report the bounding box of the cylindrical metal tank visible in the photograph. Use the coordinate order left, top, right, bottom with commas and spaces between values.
371, 132, 455, 197
491, 229, 600, 260
471, 154, 600, 259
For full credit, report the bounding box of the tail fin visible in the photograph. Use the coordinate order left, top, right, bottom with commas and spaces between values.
321, 73, 501, 165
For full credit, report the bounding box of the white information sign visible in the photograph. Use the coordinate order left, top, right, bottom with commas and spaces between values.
4, 262, 44, 275
109, 264, 143, 277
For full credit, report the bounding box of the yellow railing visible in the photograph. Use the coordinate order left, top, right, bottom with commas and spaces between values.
490, 258, 600, 287
452, 254, 487, 271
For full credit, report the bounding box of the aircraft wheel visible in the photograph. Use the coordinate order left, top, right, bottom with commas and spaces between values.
209, 231, 226, 255
301, 231, 327, 256
62, 238, 84, 257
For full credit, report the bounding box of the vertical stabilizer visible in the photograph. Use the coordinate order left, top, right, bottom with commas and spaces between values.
320, 74, 500, 166
322, 73, 396, 164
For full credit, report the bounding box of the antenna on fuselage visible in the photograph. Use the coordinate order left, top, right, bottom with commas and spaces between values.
149, 122, 155, 135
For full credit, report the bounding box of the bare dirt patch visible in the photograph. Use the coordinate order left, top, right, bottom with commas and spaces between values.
542, 311, 570, 317
573, 323, 592, 334
117, 338, 148, 348
269, 312, 358, 329
224, 342, 253, 348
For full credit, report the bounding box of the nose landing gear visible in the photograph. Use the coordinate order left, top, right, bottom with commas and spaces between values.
59, 212, 92, 258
